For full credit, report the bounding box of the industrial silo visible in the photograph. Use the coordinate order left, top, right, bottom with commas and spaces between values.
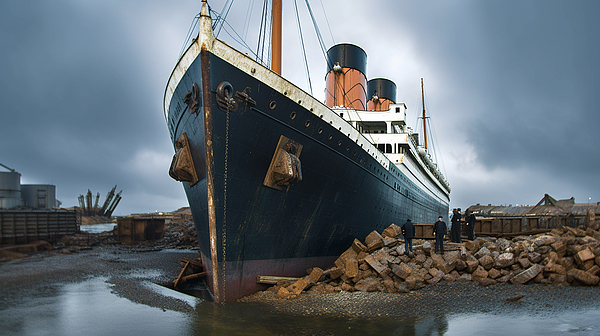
0, 164, 23, 209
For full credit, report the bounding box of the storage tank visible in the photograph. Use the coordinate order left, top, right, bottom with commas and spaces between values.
324, 43, 367, 110
0, 170, 23, 209
366, 78, 397, 111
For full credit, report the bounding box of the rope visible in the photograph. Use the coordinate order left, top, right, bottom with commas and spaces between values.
179, 14, 200, 58
294, 0, 313, 94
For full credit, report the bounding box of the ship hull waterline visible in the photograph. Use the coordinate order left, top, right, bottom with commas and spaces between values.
166, 49, 449, 303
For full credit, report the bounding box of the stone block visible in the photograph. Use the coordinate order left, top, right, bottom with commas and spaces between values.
431, 253, 446, 268
547, 273, 567, 285
558, 257, 575, 271
392, 263, 413, 280
327, 267, 344, 280
495, 253, 515, 268
466, 260, 479, 274
287, 277, 310, 295
340, 282, 353, 292
357, 251, 369, 262
345, 258, 359, 278
382, 279, 396, 293
438, 261, 455, 274
415, 253, 427, 264
496, 272, 514, 283
334, 247, 357, 269
474, 247, 491, 259
366, 239, 384, 252
574, 247, 595, 265
395, 244, 406, 256
527, 252, 543, 264
365, 230, 384, 246
478, 255, 494, 270
457, 273, 472, 282
510, 264, 543, 284
551, 240, 567, 258
488, 268, 502, 279
567, 268, 600, 286
518, 258, 532, 269
583, 259, 595, 271
308, 267, 324, 283
596, 256, 600, 267
382, 224, 402, 238
427, 270, 444, 285
364, 254, 389, 275
371, 249, 391, 262
464, 240, 479, 252
586, 264, 600, 276
454, 259, 467, 272
472, 266, 489, 281
276, 286, 294, 299
478, 278, 497, 286
351, 238, 367, 253
383, 237, 397, 247
354, 277, 381, 292
544, 263, 566, 275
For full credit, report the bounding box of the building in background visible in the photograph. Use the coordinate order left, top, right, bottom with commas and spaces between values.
0, 163, 61, 210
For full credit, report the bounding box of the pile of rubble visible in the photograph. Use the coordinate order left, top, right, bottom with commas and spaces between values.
269, 224, 600, 300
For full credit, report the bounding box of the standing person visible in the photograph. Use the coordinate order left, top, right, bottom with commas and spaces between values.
451, 208, 462, 243
401, 219, 415, 255
433, 216, 446, 254
450, 209, 457, 242
465, 210, 476, 240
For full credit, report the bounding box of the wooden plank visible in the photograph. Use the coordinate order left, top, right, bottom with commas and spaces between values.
256, 276, 300, 285
174, 260, 191, 289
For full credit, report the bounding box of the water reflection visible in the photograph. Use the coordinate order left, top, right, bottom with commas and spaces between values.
0, 277, 191, 336
1, 276, 599, 336
79, 223, 117, 233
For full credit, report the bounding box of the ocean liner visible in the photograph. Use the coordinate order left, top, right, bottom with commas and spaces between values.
164, 0, 450, 302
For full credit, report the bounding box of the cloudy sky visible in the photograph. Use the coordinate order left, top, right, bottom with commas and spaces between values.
1, 0, 599, 216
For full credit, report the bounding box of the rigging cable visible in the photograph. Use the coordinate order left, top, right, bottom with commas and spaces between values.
179, 14, 201, 58
294, 0, 313, 94
318, 0, 335, 45
214, 0, 235, 36
242, 0, 256, 40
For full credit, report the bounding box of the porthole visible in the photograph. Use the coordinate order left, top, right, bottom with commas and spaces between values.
290, 112, 296, 119
318, 128, 323, 134
305, 120, 310, 127
269, 101, 276, 109
328, 134, 333, 140
346, 146, 350, 151
338, 141, 342, 146
298, 100, 302, 104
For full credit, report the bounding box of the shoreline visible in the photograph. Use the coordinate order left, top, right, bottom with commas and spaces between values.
2, 244, 599, 320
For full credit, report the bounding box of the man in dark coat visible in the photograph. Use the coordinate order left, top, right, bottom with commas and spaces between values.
451, 208, 462, 243
433, 216, 446, 254
401, 219, 415, 254
465, 211, 476, 240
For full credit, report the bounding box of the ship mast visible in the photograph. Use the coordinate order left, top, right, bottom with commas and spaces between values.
271, 0, 282, 74
421, 78, 428, 149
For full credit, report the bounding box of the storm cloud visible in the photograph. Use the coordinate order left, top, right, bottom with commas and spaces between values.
1, 0, 599, 215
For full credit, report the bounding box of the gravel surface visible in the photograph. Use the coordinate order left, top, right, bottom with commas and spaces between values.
239, 281, 600, 318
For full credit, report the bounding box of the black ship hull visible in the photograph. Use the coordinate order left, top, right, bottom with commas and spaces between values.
165, 46, 448, 301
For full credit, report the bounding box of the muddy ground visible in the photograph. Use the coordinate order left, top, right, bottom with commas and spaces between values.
1, 241, 599, 319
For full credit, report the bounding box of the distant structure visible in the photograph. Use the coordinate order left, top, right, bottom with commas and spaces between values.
466, 194, 600, 236
78, 185, 122, 217
1, 162, 77, 244
0, 162, 61, 209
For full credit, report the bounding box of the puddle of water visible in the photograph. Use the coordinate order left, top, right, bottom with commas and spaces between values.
0, 277, 191, 336
79, 223, 117, 233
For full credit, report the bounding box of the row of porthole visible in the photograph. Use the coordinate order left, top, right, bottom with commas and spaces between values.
281, 101, 390, 179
